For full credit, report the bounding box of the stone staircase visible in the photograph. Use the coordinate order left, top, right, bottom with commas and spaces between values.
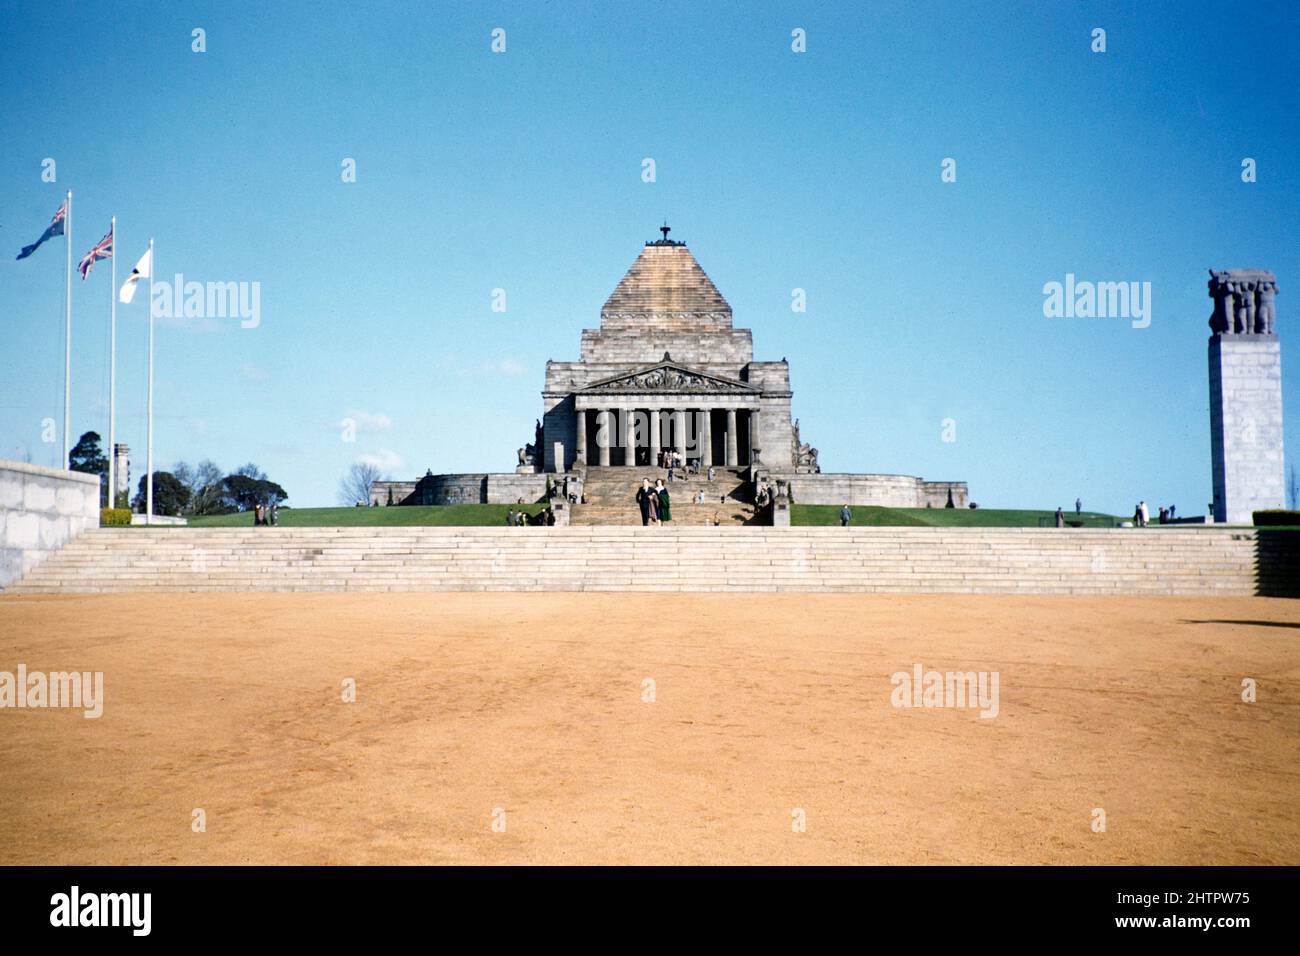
571, 466, 758, 526
6, 526, 1297, 596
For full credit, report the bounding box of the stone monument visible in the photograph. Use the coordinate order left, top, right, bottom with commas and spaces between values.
1207, 269, 1285, 523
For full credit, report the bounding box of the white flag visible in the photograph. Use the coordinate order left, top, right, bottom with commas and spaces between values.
118, 247, 152, 304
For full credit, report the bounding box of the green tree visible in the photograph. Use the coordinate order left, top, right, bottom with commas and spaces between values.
222, 474, 288, 512
131, 471, 191, 517
68, 431, 109, 505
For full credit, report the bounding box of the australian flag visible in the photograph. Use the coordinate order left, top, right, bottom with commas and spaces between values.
16, 200, 68, 260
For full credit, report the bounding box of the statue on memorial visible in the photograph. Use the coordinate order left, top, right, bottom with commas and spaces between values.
1234, 283, 1252, 334
516, 419, 546, 472
1258, 279, 1278, 334
790, 418, 820, 473
1210, 269, 1279, 336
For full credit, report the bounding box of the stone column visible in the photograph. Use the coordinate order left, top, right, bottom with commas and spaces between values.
749, 407, 762, 464
674, 409, 687, 460
649, 407, 661, 468
598, 409, 611, 467
726, 408, 738, 467
700, 409, 713, 468
620, 407, 635, 466
1207, 269, 1285, 522
575, 408, 587, 465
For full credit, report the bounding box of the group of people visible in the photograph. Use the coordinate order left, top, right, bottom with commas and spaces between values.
1132, 501, 1178, 527
658, 449, 697, 482
635, 478, 673, 526
506, 507, 557, 527
252, 502, 278, 526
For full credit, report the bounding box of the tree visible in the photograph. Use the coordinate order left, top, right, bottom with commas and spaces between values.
68, 431, 109, 505
222, 474, 288, 512
131, 471, 191, 517
233, 462, 267, 481
175, 459, 227, 515
338, 461, 385, 506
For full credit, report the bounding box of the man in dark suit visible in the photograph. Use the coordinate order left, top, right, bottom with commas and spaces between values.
635, 478, 654, 526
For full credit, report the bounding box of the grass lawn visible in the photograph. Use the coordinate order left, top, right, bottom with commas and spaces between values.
791, 505, 1123, 528
185, 504, 549, 528
176, 505, 1280, 530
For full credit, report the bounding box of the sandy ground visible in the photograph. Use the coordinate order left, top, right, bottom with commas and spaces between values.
0, 592, 1297, 865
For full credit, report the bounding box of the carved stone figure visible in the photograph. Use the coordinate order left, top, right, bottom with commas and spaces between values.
790, 418, 819, 472
588, 364, 745, 393
1257, 280, 1278, 334
1209, 269, 1279, 335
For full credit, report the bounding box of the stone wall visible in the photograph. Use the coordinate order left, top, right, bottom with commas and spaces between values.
0, 458, 101, 591
371, 473, 550, 506
486, 474, 550, 504
764, 471, 969, 509
920, 481, 970, 509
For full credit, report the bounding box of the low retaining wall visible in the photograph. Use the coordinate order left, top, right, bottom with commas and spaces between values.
373, 473, 551, 506
765, 472, 969, 508
0, 458, 101, 590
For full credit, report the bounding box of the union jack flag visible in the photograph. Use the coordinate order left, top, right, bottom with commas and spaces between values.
78, 225, 113, 279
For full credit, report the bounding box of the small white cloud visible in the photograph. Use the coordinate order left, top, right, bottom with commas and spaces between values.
241, 364, 270, 383
497, 358, 524, 377
340, 410, 394, 433
357, 448, 404, 471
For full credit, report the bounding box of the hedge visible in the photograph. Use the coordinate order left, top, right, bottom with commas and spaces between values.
1253, 510, 1300, 527
100, 508, 133, 526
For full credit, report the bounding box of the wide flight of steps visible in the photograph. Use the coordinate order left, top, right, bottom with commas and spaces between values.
7, 526, 1296, 595
570, 466, 758, 526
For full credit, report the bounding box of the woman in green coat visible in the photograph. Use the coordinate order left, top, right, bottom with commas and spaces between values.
655, 479, 671, 523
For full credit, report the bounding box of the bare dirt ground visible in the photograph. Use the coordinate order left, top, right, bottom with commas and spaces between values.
0, 592, 1296, 865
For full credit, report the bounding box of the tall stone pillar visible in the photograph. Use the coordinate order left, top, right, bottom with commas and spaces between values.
701, 409, 713, 468
1207, 269, 1285, 523
598, 409, 611, 467
674, 409, 687, 459
575, 409, 587, 465
621, 407, 635, 466
649, 407, 661, 468
749, 408, 762, 465
726, 408, 738, 467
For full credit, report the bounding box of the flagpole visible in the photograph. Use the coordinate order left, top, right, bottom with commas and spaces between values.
63, 190, 72, 470
108, 217, 117, 509
146, 238, 154, 525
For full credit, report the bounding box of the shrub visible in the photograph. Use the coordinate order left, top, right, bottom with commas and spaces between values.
1253, 509, 1300, 527
100, 508, 132, 526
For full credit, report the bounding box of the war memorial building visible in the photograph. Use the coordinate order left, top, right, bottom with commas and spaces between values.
373, 228, 968, 520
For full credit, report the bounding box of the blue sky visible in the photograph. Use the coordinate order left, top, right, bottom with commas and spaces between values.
2, 0, 1297, 512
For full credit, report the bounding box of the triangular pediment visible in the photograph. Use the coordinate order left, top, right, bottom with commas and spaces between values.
579, 362, 759, 395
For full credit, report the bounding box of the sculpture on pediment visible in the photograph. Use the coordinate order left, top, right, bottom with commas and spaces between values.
588, 365, 743, 393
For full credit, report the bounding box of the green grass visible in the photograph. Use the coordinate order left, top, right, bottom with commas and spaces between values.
185, 504, 549, 528
791, 505, 1123, 528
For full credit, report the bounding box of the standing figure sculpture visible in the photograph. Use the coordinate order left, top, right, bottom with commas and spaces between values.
1257, 280, 1278, 334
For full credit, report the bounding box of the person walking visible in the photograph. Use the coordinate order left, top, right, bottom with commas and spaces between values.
506, 508, 516, 527
1055, 507, 1064, 528
656, 478, 672, 524
270, 502, 279, 526
840, 504, 851, 527
636, 479, 654, 527
254, 502, 265, 527
1138, 500, 1149, 527
1075, 497, 1082, 515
